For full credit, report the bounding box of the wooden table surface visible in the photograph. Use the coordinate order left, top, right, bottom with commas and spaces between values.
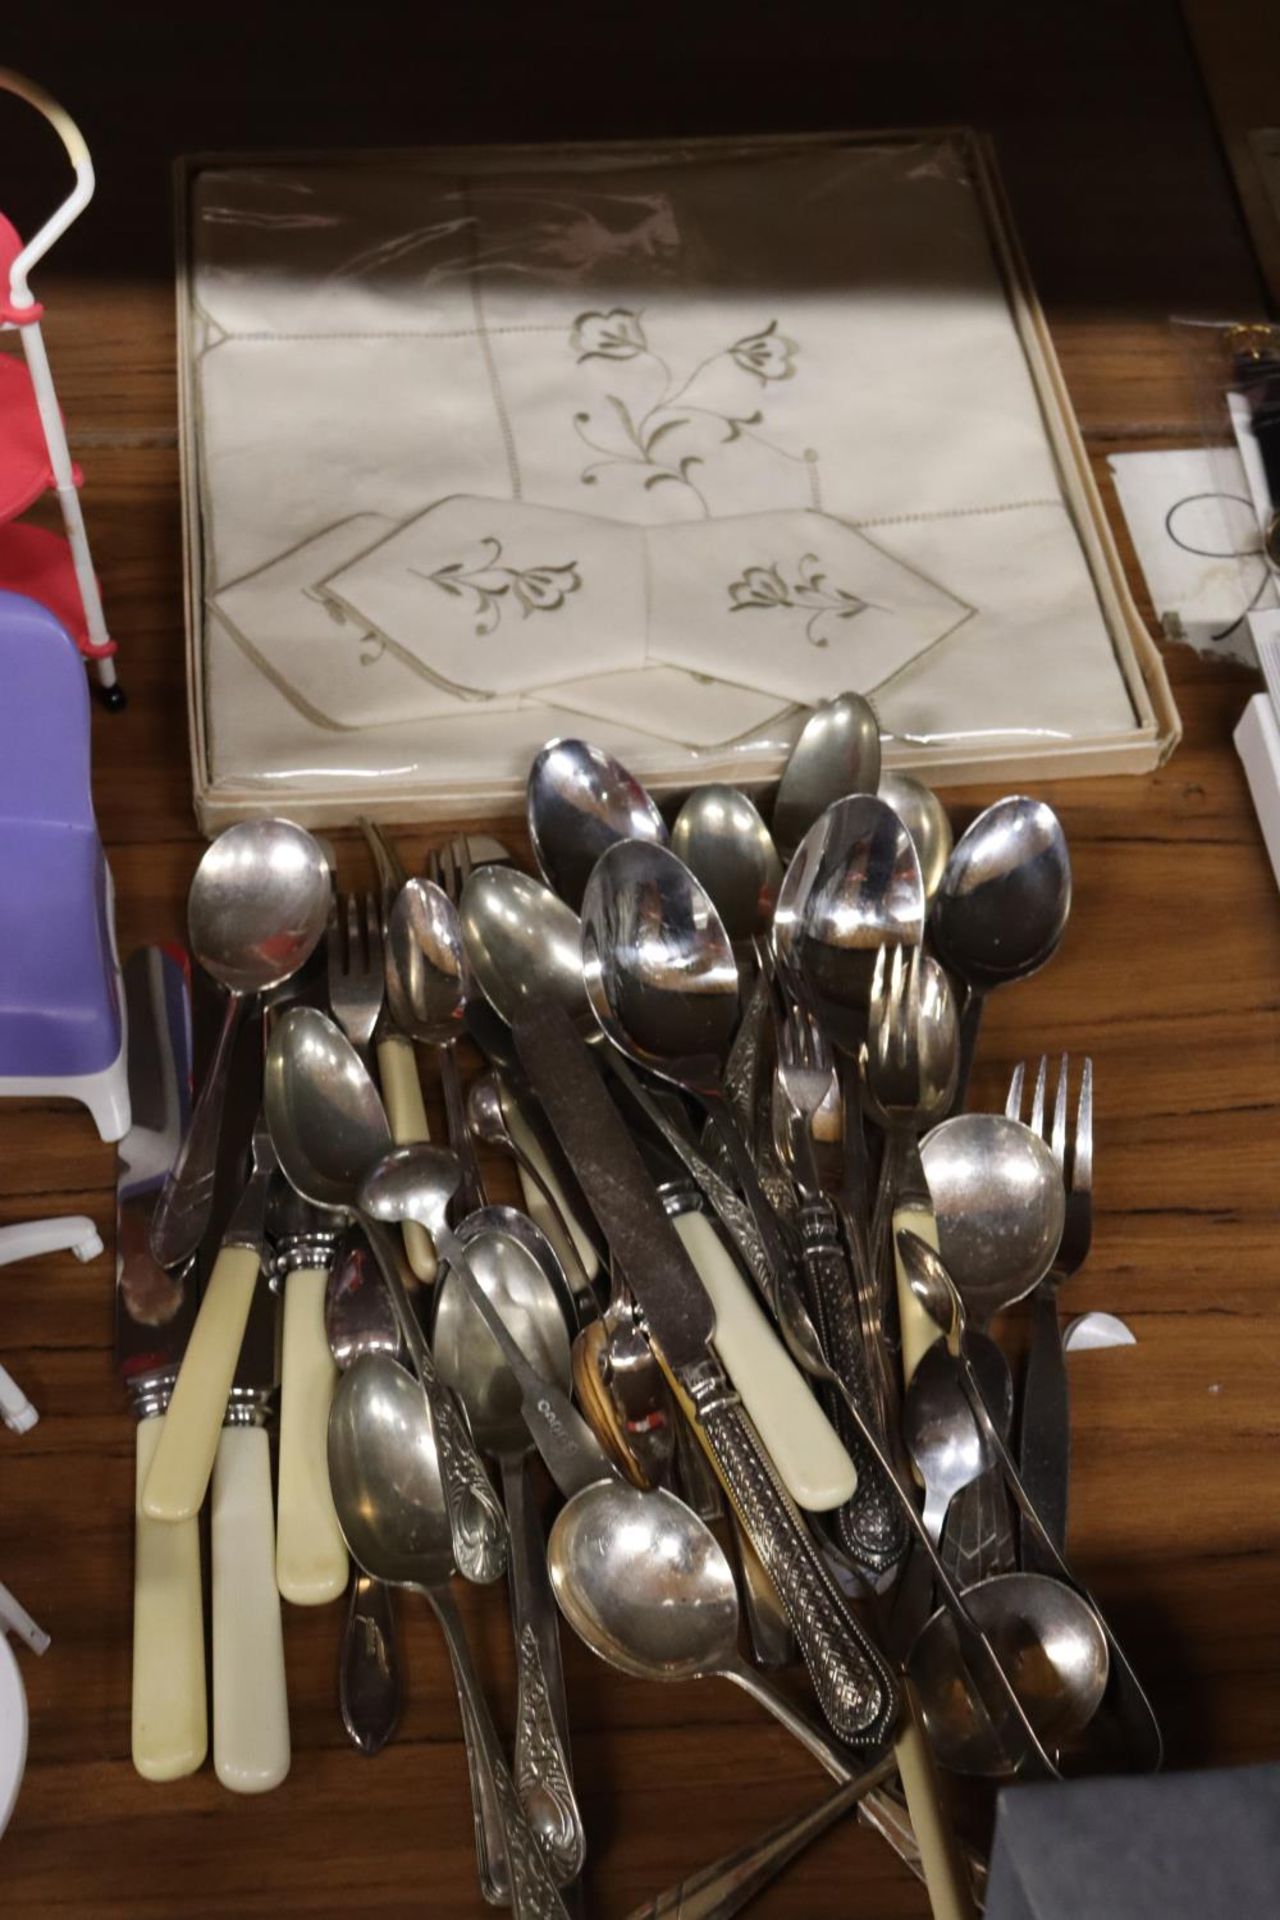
1, 3, 1278, 1913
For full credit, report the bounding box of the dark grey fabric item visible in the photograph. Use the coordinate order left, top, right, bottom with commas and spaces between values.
986, 1766, 1280, 1920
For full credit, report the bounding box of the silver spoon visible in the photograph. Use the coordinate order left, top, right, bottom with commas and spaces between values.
930, 796, 1071, 1108
460, 865, 596, 1039
919, 1114, 1065, 1328
772, 692, 882, 856
328, 1356, 570, 1920
465, 1073, 596, 1319
773, 794, 925, 1055
897, 1229, 1164, 1773
149, 818, 330, 1269
385, 877, 485, 1212
908, 1570, 1109, 1777
579, 840, 790, 1279
670, 783, 782, 942
357, 1143, 619, 1507
264, 1006, 508, 1586
323, 1234, 403, 1757
527, 736, 668, 912
902, 1341, 991, 1545
877, 772, 953, 902
434, 1207, 586, 1886
548, 1479, 885, 1784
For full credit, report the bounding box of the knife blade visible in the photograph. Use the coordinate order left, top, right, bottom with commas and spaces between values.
115, 946, 207, 1785
512, 1003, 898, 1750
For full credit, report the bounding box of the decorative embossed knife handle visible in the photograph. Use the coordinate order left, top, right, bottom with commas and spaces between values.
682, 1362, 898, 1749
796, 1201, 909, 1581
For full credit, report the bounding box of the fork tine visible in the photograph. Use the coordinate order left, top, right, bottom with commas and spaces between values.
1029, 1054, 1048, 1137
364, 892, 384, 967
457, 835, 474, 887
870, 943, 887, 1016
906, 945, 922, 1046
1073, 1058, 1094, 1196
1050, 1052, 1069, 1173
1005, 1060, 1025, 1120
345, 890, 362, 971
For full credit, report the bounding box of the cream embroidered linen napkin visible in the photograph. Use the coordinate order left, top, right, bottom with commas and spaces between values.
187, 135, 1142, 798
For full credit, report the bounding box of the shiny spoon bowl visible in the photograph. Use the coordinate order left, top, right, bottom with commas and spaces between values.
527, 736, 667, 911
328, 1355, 569, 1917
919, 1114, 1066, 1326
460, 865, 596, 1039
774, 794, 925, 1054
548, 1479, 876, 1784
772, 692, 882, 855
670, 783, 782, 942
149, 818, 331, 1268
878, 771, 953, 902
908, 1570, 1109, 1777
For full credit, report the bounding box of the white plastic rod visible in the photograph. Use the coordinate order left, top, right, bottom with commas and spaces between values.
0, 1216, 102, 1267
894, 1202, 944, 1388
0, 1362, 37, 1434
502, 1086, 600, 1284
376, 1033, 436, 1282
142, 1243, 262, 1523
275, 1268, 347, 1606
893, 1684, 978, 1920
670, 1210, 856, 1513
0, 1581, 49, 1655
131, 1415, 207, 1782
212, 1424, 290, 1794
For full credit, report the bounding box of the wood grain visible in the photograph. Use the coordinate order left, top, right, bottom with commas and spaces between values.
1, 3, 1278, 1914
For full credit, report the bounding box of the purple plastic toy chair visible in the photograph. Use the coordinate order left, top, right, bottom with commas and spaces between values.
0, 588, 128, 1139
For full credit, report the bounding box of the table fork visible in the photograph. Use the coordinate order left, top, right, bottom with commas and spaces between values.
1008, 1054, 1093, 1568
326, 891, 384, 1069
773, 1000, 909, 1583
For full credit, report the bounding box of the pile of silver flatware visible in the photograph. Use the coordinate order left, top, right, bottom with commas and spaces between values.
117, 691, 1161, 1920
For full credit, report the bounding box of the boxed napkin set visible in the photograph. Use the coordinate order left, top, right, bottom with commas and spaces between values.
176, 129, 1180, 829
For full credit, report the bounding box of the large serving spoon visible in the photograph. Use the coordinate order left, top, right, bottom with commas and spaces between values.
434, 1207, 586, 1885
772, 692, 882, 856
930, 796, 1071, 1109
328, 1356, 570, 1920
908, 1570, 1109, 1777
149, 819, 330, 1270
773, 794, 925, 1055
549, 1479, 890, 1785
527, 736, 668, 912
670, 784, 782, 943
897, 1229, 1163, 1773
264, 1007, 507, 1586
323, 1234, 403, 1758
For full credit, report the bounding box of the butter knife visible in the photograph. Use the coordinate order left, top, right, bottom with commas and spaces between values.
116, 946, 206, 1784
513, 1005, 898, 1751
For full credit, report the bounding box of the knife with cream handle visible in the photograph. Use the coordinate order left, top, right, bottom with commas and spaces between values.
115, 947, 207, 1784
141, 1113, 276, 1524
270, 1181, 347, 1606
213, 1247, 290, 1793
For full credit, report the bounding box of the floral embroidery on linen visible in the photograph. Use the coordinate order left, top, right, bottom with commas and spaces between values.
727, 553, 882, 648
414, 538, 581, 637
569, 309, 814, 515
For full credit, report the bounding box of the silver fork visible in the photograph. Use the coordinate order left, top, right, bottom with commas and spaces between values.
423, 838, 488, 1216
1007, 1054, 1093, 1568
326, 891, 384, 1070
773, 999, 909, 1584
